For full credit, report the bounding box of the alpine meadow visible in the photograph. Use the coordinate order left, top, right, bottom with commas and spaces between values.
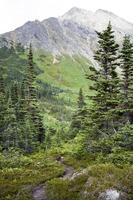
0, 6, 133, 200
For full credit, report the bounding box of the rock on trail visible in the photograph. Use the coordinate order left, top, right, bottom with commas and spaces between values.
33, 185, 47, 200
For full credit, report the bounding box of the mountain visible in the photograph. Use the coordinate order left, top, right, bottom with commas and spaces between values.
61, 7, 133, 33
1, 7, 133, 62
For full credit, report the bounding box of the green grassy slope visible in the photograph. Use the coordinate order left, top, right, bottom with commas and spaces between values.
36, 53, 92, 97
34, 53, 93, 127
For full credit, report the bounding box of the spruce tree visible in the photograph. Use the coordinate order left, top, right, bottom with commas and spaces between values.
10, 82, 20, 119
78, 88, 86, 109
4, 96, 19, 148
24, 44, 45, 144
0, 66, 7, 147
87, 22, 120, 138
120, 35, 133, 123
70, 88, 87, 138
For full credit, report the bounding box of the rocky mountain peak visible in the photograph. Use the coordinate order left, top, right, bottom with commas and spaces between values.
95, 9, 116, 16
60, 7, 93, 26
1, 7, 133, 62
65, 7, 83, 14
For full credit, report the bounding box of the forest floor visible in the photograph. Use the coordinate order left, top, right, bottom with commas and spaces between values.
0, 149, 133, 200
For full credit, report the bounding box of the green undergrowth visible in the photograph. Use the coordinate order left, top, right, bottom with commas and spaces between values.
0, 150, 64, 200
0, 148, 133, 200
47, 164, 133, 200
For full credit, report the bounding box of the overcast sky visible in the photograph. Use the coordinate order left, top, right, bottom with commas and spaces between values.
0, 0, 133, 33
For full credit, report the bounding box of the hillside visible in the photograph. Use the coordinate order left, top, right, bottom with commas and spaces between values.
0, 44, 92, 129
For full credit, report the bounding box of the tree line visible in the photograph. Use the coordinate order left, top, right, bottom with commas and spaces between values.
0, 44, 45, 152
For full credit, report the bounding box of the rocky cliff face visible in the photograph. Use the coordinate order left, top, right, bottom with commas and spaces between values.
1, 7, 133, 61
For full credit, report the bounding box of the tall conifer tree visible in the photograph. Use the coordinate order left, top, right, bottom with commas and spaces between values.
78, 88, 86, 109
120, 35, 133, 123
70, 88, 87, 137
26, 44, 45, 143
87, 22, 119, 137
0, 66, 7, 147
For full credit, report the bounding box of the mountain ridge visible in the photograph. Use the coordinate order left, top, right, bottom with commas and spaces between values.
1, 7, 133, 61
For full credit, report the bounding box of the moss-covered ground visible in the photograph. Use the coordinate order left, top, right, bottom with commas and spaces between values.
0, 147, 133, 200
